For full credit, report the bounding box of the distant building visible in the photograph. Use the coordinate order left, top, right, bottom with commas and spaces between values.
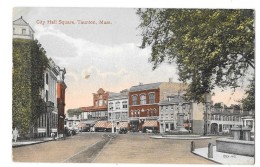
80, 88, 109, 131
206, 106, 255, 135
159, 95, 205, 134
128, 79, 187, 132
13, 16, 34, 40
108, 89, 129, 132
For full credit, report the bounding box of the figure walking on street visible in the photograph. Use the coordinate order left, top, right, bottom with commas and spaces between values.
12, 127, 19, 143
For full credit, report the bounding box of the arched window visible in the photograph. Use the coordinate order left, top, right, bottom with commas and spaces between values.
149, 93, 155, 104
140, 94, 146, 105
132, 95, 138, 105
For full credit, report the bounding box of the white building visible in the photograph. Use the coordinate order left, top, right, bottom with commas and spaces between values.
37, 58, 60, 137
108, 89, 129, 132
13, 16, 34, 40
159, 95, 205, 134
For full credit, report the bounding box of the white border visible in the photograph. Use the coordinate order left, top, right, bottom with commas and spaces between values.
1, 1, 258, 167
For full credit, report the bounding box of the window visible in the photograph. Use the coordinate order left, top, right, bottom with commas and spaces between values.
132, 95, 138, 105
149, 93, 155, 104
99, 99, 103, 106
104, 100, 107, 105
115, 101, 120, 109
122, 101, 128, 109
140, 94, 146, 105
147, 110, 150, 117
109, 102, 113, 110
22, 28, 26, 35
95, 100, 98, 106
46, 73, 49, 85
46, 90, 48, 101
116, 113, 120, 119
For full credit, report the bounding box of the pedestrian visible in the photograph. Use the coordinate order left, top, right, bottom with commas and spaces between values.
12, 127, 19, 143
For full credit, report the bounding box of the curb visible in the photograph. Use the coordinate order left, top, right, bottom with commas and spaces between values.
191, 150, 222, 165
12, 139, 54, 148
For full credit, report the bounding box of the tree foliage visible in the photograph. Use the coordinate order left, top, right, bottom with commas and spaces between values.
137, 9, 255, 102
240, 78, 255, 111
67, 108, 82, 117
13, 39, 48, 135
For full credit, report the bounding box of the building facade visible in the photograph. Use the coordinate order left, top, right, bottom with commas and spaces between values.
57, 68, 67, 136
108, 89, 129, 132
13, 17, 66, 138
159, 95, 205, 134
206, 107, 255, 135
80, 88, 109, 131
13, 16, 34, 40
128, 79, 187, 132
37, 58, 60, 137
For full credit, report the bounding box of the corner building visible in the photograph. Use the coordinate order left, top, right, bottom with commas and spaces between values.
128, 79, 187, 132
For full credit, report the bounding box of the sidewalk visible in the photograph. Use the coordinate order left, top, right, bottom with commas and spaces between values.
12, 137, 54, 148
192, 146, 254, 165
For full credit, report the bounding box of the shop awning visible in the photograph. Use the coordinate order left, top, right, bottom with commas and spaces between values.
77, 122, 87, 128
106, 122, 112, 128
143, 120, 158, 127
94, 121, 107, 128
118, 122, 128, 128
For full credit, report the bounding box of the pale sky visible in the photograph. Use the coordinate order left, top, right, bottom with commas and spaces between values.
13, 7, 251, 111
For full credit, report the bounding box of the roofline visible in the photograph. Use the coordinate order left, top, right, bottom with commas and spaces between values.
13, 16, 35, 33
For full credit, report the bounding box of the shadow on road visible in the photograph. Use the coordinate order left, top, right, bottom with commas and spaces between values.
64, 134, 116, 163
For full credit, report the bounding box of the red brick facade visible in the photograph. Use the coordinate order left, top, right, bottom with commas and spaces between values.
93, 88, 109, 107
81, 88, 109, 120
57, 82, 66, 133
129, 88, 160, 132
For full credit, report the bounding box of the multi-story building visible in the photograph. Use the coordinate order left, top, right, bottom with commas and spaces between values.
13, 16, 34, 40
206, 107, 254, 135
128, 79, 187, 132
159, 95, 205, 134
57, 68, 67, 136
80, 88, 109, 131
108, 89, 129, 132
37, 58, 60, 137
13, 16, 66, 138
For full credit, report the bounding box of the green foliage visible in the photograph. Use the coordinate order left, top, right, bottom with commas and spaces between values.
13, 39, 48, 135
137, 9, 255, 102
67, 108, 82, 117
240, 78, 255, 111
213, 102, 227, 109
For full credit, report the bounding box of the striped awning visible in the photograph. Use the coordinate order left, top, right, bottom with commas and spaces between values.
143, 120, 158, 127
77, 122, 86, 128
106, 122, 112, 128
94, 121, 107, 128
118, 122, 128, 128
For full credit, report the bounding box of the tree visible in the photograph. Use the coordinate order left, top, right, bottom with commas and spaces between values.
137, 9, 255, 102
214, 102, 227, 109
240, 78, 255, 111
67, 109, 82, 117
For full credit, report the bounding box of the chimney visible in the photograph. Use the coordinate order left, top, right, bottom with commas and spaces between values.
169, 78, 173, 83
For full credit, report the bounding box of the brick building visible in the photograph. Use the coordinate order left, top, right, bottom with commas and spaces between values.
129, 79, 187, 132
57, 68, 67, 136
80, 88, 109, 131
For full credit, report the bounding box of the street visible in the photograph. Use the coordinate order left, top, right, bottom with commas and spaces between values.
13, 133, 217, 164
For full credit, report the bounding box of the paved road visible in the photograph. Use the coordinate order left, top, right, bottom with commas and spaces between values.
13, 132, 216, 164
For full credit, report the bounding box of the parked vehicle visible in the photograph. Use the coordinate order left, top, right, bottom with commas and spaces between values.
119, 128, 128, 134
